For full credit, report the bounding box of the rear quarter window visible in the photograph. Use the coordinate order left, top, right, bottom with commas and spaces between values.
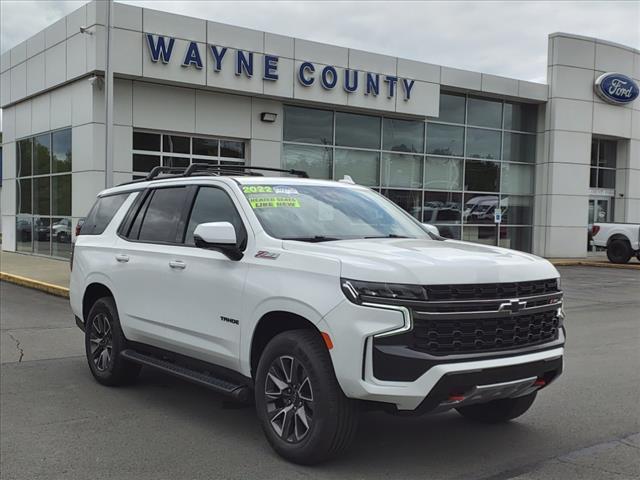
81, 193, 130, 235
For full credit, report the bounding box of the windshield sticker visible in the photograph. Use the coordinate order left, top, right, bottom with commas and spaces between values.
273, 186, 299, 195
249, 197, 301, 209
242, 185, 273, 194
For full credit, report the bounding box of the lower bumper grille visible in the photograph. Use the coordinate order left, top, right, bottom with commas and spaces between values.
412, 310, 560, 355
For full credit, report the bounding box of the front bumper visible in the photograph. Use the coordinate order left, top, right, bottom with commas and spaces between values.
319, 299, 565, 411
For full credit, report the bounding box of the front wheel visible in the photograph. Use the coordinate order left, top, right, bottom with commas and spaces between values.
607, 239, 632, 264
254, 330, 359, 465
456, 392, 537, 423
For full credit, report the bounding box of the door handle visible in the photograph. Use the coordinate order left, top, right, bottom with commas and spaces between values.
169, 260, 186, 270
115, 254, 129, 263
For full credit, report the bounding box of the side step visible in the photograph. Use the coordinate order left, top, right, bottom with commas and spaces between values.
121, 349, 250, 402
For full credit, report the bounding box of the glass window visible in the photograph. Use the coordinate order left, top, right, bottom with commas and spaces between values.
503, 132, 535, 163
501, 163, 534, 195
283, 106, 333, 145
17, 178, 32, 214
137, 187, 189, 243
380, 189, 423, 221
51, 217, 73, 258
383, 118, 424, 153
500, 196, 533, 225
464, 193, 499, 224
504, 102, 537, 132
438, 93, 466, 124
598, 169, 615, 189
34, 134, 51, 175
33, 177, 50, 215
437, 225, 461, 240
425, 157, 463, 191
334, 149, 379, 186
133, 154, 160, 172
426, 124, 464, 156
463, 225, 497, 246
467, 97, 502, 128
82, 193, 130, 235
17, 138, 32, 177
16, 215, 33, 253
466, 128, 501, 160
33, 216, 51, 255
335, 112, 381, 149
163, 135, 190, 154
381, 153, 423, 188
220, 141, 245, 159
52, 129, 72, 173
193, 137, 219, 157
162, 156, 190, 168
184, 187, 246, 246
423, 191, 462, 224
133, 131, 161, 151
465, 160, 500, 192
282, 144, 332, 179
499, 226, 532, 252
52, 175, 72, 216
598, 140, 616, 168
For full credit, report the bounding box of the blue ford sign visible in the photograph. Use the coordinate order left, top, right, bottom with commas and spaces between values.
145, 34, 416, 101
594, 73, 639, 105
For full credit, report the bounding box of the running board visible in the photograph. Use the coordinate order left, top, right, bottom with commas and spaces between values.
121, 349, 250, 402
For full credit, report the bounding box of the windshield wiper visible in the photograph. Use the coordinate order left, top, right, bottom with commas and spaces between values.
363, 234, 412, 239
282, 236, 341, 243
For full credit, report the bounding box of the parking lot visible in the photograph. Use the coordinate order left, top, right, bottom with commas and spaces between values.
1, 266, 639, 480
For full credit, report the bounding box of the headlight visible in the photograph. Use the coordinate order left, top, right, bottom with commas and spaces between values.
341, 278, 428, 304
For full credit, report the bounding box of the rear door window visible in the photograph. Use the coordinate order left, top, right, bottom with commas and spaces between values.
133, 187, 189, 243
81, 193, 130, 235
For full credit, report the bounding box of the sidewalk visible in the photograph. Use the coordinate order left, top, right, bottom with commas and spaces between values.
1, 248, 638, 299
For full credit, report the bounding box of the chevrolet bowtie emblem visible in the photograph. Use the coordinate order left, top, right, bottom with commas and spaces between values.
499, 299, 527, 313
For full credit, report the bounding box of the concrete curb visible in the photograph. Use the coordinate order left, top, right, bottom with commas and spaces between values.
0, 272, 70, 298
549, 260, 640, 270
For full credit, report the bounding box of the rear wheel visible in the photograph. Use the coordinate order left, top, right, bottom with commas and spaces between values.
85, 296, 141, 386
607, 239, 632, 264
456, 392, 537, 423
254, 330, 359, 465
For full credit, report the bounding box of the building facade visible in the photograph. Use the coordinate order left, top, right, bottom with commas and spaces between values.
1, 1, 638, 259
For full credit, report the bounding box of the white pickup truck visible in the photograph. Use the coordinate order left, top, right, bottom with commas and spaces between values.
592, 223, 640, 263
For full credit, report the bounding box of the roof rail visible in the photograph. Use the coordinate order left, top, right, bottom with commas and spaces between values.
183, 163, 309, 178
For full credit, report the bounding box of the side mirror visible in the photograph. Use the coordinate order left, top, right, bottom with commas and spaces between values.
423, 223, 440, 236
193, 222, 243, 260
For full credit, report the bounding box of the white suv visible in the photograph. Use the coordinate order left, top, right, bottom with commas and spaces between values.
70, 164, 565, 464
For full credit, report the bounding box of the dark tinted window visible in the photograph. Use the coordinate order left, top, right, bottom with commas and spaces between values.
220, 141, 245, 159
438, 93, 466, 124
193, 137, 219, 156
137, 187, 188, 243
82, 193, 130, 235
283, 106, 333, 145
163, 135, 190, 154
133, 131, 160, 151
184, 187, 246, 246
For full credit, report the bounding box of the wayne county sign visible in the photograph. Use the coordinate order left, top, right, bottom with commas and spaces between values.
594, 73, 639, 105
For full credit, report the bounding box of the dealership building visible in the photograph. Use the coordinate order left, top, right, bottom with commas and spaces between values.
1, 0, 639, 259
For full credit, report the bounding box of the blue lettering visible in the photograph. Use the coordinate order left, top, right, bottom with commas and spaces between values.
235, 50, 253, 77
209, 45, 227, 72
365, 73, 379, 96
384, 76, 398, 98
146, 34, 175, 64
321, 66, 338, 89
343, 69, 358, 93
298, 62, 315, 86
182, 41, 203, 69
263, 55, 279, 81
401, 78, 415, 100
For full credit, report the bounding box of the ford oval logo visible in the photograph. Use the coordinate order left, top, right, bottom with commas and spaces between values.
595, 73, 639, 105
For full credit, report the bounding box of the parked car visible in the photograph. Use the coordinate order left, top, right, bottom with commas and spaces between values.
52, 218, 72, 243
70, 164, 565, 464
591, 223, 640, 263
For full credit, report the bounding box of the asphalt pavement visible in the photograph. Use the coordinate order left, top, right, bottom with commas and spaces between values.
1, 266, 639, 480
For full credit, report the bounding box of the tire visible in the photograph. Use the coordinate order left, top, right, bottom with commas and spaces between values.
254, 330, 359, 465
85, 296, 141, 386
607, 239, 632, 264
456, 392, 537, 423
56, 231, 68, 243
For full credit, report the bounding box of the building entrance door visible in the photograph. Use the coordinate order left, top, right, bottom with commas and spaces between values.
588, 197, 613, 252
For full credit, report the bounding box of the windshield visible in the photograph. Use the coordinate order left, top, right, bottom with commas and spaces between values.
241, 184, 430, 241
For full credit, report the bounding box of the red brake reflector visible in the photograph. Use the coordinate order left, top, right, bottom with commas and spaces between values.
321, 332, 333, 350
534, 379, 546, 387
448, 395, 465, 402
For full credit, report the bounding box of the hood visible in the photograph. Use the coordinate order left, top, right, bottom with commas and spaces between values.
282, 238, 559, 285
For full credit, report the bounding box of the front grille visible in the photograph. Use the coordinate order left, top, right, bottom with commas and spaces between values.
412, 309, 560, 355
425, 279, 558, 301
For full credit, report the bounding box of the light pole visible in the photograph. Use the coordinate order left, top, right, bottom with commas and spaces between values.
104, 0, 114, 188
